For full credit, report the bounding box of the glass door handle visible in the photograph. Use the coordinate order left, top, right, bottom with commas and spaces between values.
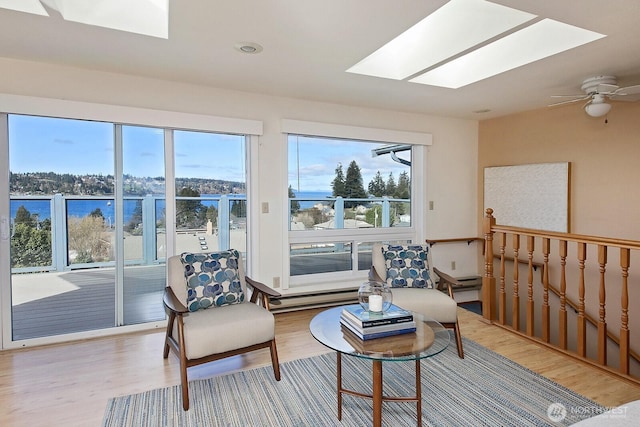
1, 216, 9, 240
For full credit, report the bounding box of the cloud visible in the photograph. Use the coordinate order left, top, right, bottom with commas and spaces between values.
181, 163, 212, 169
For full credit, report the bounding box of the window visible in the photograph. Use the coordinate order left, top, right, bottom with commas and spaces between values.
287, 132, 424, 287
173, 130, 247, 256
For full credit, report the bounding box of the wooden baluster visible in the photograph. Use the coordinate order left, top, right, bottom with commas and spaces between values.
542, 238, 550, 343
620, 248, 630, 375
559, 240, 568, 350
577, 243, 587, 357
598, 245, 607, 365
499, 232, 507, 325
526, 236, 535, 336
512, 234, 520, 331
483, 209, 496, 321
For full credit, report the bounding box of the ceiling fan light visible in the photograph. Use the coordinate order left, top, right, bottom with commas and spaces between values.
585, 102, 611, 117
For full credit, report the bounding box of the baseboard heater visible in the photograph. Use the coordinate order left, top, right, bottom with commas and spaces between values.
270, 289, 359, 313
450, 275, 482, 289
270, 276, 482, 313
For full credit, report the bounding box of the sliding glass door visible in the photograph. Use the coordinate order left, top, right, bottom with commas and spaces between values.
3, 116, 169, 341
1, 113, 249, 345
121, 125, 166, 325
8, 115, 118, 340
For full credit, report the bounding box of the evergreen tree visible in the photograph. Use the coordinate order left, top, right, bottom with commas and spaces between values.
385, 172, 397, 197
176, 187, 204, 228
367, 171, 386, 197
124, 201, 143, 234
331, 163, 346, 197
344, 160, 367, 207
288, 185, 300, 213
10, 205, 52, 267
89, 208, 104, 219
395, 171, 410, 199
14, 205, 35, 227
11, 223, 52, 267
392, 171, 411, 216
205, 205, 218, 227
230, 200, 247, 218
365, 205, 382, 227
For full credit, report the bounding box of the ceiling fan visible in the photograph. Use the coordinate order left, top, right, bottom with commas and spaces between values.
549, 75, 640, 117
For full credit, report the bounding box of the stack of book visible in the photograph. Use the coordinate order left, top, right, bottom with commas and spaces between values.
340, 304, 416, 340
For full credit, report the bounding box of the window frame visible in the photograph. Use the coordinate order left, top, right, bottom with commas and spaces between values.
281, 119, 430, 292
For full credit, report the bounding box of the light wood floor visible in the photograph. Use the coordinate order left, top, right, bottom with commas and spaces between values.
1, 307, 639, 427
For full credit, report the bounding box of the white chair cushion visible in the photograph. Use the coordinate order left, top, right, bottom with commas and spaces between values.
391, 288, 458, 324
175, 302, 275, 360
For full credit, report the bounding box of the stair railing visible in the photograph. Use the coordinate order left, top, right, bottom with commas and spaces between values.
482, 208, 640, 380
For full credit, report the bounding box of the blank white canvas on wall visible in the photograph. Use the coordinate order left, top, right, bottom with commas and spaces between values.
484, 162, 570, 232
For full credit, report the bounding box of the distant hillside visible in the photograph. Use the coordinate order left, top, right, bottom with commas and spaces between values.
9, 171, 244, 196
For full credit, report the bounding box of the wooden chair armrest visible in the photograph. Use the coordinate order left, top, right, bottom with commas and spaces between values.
433, 267, 462, 299
245, 276, 281, 309
163, 286, 188, 314
368, 266, 385, 282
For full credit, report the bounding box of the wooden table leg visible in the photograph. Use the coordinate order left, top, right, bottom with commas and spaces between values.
337, 352, 342, 421
336, 356, 422, 426
373, 360, 383, 427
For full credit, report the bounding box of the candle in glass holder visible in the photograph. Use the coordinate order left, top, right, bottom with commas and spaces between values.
369, 294, 383, 312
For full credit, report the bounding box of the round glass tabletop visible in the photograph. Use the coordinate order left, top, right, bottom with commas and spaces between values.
310, 306, 450, 362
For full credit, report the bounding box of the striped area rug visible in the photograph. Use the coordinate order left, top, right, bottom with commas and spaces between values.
102, 338, 603, 426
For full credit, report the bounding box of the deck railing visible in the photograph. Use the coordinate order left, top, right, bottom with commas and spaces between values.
9, 194, 245, 273
482, 208, 640, 381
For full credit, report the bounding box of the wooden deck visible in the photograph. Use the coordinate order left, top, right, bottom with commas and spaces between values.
9, 252, 369, 341
11, 265, 166, 340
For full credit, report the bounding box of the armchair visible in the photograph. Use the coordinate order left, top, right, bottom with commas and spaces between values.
370, 244, 464, 358
163, 250, 282, 410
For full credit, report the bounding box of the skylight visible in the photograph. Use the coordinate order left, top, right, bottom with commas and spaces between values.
347, 0, 536, 80
0, 0, 169, 39
0, 0, 48, 16
410, 19, 605, 88
347, 0, 606, 88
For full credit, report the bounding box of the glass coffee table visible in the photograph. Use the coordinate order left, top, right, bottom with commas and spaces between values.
310, 306, 449, 427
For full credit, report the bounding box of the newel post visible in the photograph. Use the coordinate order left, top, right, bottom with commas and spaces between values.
482, 208, 496, 321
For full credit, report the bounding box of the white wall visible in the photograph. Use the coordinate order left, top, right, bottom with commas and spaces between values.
0, 57, 479, 293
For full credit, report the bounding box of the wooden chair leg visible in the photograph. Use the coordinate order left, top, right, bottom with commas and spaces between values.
180, 367, 189, 411
270, 339, 281, 381
176, 316, 190, 411
163, 311, 175, 359
453, 321, 464, 359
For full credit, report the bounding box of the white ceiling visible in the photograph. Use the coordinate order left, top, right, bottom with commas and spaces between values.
0, 0, 639, 120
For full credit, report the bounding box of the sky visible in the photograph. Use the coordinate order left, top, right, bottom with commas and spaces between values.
8, 114, 409, 192
8, 114, 246, 182
288, 135, 410, 192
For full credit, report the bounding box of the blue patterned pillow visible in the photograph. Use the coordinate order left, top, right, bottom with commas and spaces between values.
180, 250, 244, 312
382, 244, 433, 289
